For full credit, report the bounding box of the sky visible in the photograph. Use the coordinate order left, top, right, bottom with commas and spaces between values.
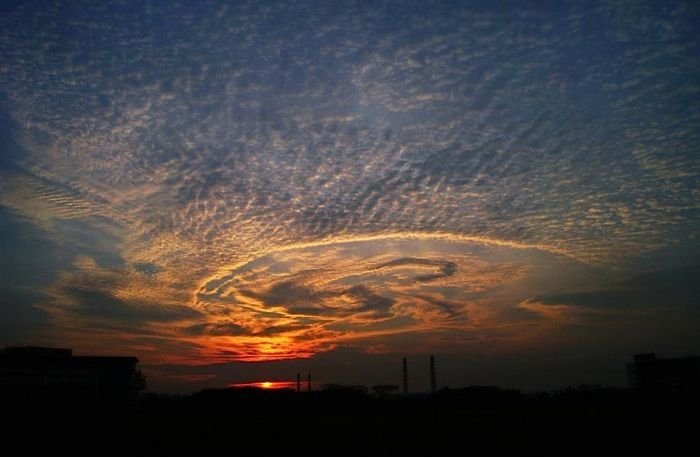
1, 0, 699, 393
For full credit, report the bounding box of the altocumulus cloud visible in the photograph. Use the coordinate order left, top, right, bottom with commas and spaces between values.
0, 0, 698, 372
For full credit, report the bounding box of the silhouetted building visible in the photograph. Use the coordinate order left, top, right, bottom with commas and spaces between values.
0, 346, 145, 406
627, 353, 700, 392
320, 384, 368, 394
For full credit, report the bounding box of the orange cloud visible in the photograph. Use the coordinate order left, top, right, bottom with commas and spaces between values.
185, 236, 557, 361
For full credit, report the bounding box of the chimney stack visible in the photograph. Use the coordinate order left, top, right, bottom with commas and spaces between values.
402, 358, 408, 395
307, 373, 311, 392
430, 355, 436, 394
296, 372, 300, 392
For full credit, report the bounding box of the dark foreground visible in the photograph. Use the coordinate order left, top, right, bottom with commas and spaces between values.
4, 386, 698, 450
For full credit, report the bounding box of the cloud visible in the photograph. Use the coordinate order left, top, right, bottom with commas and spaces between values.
345, 285, 395, 317
0, 287, 49, 344
134, 262, 162, 276
411, 294, 462, 320
240, 279, 338, 315
55, 286, 200, 323
184, 322, 248, 337
39, 255, 202, 345
372, 257, 457, 282
189, 237, 550, 361
534, 266, 700, 310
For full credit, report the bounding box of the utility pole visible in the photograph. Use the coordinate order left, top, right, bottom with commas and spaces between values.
430, 355, 436, 394
402, 358, 408, 395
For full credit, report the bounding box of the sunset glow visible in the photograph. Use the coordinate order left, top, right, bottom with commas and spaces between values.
229, 381, 297, 390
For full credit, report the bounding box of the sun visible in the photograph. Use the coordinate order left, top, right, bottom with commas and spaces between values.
229, 380, 297, 390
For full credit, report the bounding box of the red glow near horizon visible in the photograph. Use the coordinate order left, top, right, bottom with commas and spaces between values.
229, 381, 297, 390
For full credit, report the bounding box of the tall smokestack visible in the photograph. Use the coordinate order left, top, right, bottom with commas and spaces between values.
430, 355, 436, 394
296, 373, 300, 393
402, 358, 408, 395
307, 373, 311, 392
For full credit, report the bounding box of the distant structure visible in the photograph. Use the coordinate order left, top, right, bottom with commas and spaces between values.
296, 373, 301, 392
627, 353, 700, 392
372, 384, 399, 396
0, 346, 145, 405
430, 355, 437, 394
307, 373, 311, 392
320, 384, 368, 394
402, 358, 408, 395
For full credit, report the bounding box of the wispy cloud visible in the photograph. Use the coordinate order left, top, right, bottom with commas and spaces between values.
533, 266, 700, 311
